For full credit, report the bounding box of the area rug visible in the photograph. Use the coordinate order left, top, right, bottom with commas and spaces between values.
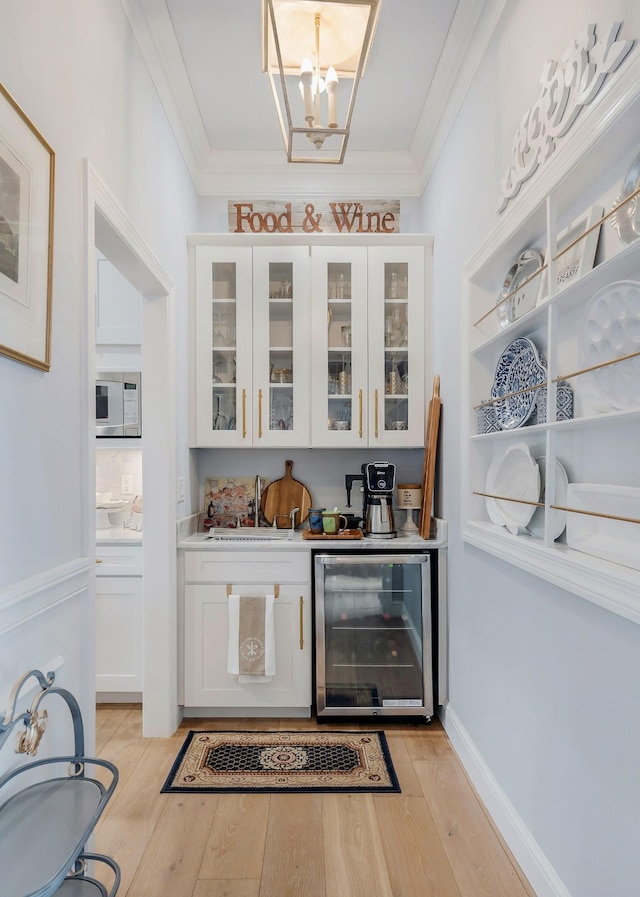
161, 730, 400, 794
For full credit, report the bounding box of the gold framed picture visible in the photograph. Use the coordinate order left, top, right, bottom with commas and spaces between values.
0, 82, 55, 371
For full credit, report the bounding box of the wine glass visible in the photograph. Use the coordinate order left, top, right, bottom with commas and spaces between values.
213, 395, 227, 430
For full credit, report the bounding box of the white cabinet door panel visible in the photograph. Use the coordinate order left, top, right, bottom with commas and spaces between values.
184, 583, 311, 709
96, 576, 143, 692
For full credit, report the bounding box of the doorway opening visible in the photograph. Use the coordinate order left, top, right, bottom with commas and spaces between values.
85, 161, 179, 737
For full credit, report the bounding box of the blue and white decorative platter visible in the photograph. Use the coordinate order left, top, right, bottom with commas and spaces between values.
491, 337, 547, 429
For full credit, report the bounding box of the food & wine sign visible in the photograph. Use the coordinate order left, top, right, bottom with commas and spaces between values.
228, 200, 400, 234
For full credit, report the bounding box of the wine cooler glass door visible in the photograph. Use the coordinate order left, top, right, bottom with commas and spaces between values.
314, 554, 433, 718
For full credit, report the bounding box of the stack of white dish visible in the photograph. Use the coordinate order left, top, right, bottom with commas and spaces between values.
485, 445, 572, 540
527, 458, 569, 540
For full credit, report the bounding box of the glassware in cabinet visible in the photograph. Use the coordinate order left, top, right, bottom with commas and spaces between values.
311, 247, 369, 446
367, 249, 427, 445
252, 246, 310, 446
192, 246, 253, 446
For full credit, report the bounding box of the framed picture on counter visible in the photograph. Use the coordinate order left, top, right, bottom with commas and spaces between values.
0, 81, 55, 371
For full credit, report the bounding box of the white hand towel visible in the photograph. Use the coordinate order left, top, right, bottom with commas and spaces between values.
227, 594, 275, 683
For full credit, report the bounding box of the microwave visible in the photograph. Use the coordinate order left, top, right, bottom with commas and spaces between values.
96, 372, 142, 437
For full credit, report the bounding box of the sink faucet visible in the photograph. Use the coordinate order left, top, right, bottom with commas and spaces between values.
254, 475, 264, 527
272, 508, 299, 533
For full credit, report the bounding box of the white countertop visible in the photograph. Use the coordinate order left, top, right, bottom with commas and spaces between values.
178, 519, 447, 551
96, 527, 143, 545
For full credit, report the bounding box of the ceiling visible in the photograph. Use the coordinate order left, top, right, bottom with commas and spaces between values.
123, 0, 500, 196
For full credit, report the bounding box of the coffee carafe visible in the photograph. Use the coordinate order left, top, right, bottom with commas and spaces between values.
362, 461, 396, 539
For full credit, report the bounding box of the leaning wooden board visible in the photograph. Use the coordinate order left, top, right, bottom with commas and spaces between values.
260, 460, 312, 528
420, 375, 442, 539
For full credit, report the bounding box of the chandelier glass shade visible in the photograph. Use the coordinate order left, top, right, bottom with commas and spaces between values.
262, 0, 382, 163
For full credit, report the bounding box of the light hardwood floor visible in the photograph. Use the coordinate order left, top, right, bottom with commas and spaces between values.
94, 704, 537, 897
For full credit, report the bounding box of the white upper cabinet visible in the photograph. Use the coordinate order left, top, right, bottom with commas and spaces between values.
310, 245, 369, 446
310, 243, 427, 447
95, 253, 142, 346
367, 245, 427, 448
191, 244, 310, 447
192, 245, 253, 446
190, 236, 432, 450
252, 246, 311, 446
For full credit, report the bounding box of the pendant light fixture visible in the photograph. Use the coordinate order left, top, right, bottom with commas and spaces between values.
262, 0, 382, 164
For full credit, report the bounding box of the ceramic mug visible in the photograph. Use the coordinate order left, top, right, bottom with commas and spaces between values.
308, 508, 326, 534
322, 512, 348, 535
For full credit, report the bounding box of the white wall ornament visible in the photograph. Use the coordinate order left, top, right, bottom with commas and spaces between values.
497, 22, 635, 213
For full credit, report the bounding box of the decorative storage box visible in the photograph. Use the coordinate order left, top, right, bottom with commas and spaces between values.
535, 382, 574, 424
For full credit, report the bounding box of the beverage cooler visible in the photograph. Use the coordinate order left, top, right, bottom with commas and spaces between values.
314, 553, 433, 719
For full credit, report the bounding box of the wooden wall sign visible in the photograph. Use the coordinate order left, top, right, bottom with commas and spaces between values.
228, 200, 400, 235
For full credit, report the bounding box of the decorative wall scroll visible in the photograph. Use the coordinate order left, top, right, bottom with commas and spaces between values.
497, 22, 635, 213
228, 200, 400, 234
0, 82, 55, 371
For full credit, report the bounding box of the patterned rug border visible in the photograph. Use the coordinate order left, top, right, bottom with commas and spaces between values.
161, 730, 401, 794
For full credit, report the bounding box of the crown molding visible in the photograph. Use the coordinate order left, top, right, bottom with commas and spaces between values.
121, 0, 498, 197
413, 0, 508, 193
196, 149, 422, 197
120, 0, 211, 188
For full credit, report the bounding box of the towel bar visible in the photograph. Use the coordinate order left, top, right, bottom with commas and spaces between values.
226, 583, 279, 598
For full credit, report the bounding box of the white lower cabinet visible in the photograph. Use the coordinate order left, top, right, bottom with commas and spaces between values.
183, 550, 311, 714
95, 544, 143, 696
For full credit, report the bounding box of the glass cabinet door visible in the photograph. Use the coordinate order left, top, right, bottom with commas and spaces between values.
310, 246, 368, 446
368, 246, 426, 446
193, 246, 253, 446
314, 553, 433, 717
252, 247, 310, 446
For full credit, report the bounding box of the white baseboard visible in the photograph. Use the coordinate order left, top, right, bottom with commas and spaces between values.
440, 704, 572, 897
96, 692, 142, 704
182, 706, 311, 719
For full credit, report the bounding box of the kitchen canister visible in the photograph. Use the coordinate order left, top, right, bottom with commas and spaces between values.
477, 400, 499, 434
535, 383, 574, 423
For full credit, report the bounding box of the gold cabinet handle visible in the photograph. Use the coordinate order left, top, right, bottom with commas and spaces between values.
358, 389, 363, 438
95, 558, 103, 564
258, 389, 263, 438
374, 388, 379, 438
242, 388, 247, 438
299, 596, 304, 650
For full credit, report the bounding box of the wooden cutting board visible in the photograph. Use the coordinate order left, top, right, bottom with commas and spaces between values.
420, 375, 442, 539
260, 460, 312, 528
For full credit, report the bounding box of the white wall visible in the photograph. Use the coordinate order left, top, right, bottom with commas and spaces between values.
418, 3, 640, 896
0, 1, 197, 769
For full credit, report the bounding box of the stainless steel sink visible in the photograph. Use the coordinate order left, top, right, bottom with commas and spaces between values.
204, 527, 292, 541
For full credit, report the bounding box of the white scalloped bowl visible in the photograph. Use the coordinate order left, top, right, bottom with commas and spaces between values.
485, 443, 540, 534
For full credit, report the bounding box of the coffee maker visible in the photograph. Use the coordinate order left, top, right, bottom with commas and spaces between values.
345, 461, 396, 539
